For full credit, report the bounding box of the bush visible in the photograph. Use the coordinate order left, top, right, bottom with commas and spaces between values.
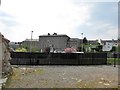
15, 47, 27, 52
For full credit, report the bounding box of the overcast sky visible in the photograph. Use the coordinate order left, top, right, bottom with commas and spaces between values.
0, 0, 119, 42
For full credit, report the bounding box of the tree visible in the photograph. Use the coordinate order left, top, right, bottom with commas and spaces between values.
110, 46, 116, 52
22, 45, 29, 51
77, 46, 85, 52
83, 37, 88, 44
94, 45, 103, 52
118, 46, 120, 53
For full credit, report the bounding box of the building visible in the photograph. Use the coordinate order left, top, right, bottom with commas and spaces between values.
22, 39, 39, 51
9, 42, 21, 50
67, 38, 82, 48
9, 33, 119, 52
102, 40, 118, 51
8, 33, 83, 52
39, 33, 70, 52
101, 40, 118, 45
88, 40, 98, 45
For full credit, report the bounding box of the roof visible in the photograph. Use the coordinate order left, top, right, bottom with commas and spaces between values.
24, 39, 39, 41
69, 38, 80, 41
70, 38, 80, 40
101, 40, 118, 43
39, 34, 70, 38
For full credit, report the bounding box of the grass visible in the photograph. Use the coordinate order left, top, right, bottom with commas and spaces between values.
107, 58, 120, 65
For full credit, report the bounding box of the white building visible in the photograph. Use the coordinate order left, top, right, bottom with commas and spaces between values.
102, 42, 118, 51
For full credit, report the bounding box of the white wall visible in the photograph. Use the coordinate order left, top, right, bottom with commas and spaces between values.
102, 42, 118, 51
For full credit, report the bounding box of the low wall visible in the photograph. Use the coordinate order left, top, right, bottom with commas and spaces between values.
10, 52, 107, 65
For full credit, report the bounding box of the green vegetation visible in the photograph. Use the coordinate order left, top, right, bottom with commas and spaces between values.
30, 48, 40, 52
79, 43, 103, 53
15, 47, 27, 52
18, 45, 40, 52
110, 46, 117, 52
116, 45, 120, 53
22, 45, 29, 51
78, 37, 103, 53
107, 58, 120, 65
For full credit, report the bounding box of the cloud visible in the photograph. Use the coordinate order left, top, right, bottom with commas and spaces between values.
74, 2, 118, 40
75, 21, 118, 40
69, 0, 119, 2
92, 22, 117, 39
0, 0, 117, 41
0, 19, 19, 27
0, 0, 94, 41
0, 11, 14, 18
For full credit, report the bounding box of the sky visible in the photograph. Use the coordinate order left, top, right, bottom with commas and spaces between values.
0, 0, 119, 42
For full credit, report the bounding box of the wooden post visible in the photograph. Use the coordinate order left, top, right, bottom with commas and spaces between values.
0, 33, 2, 79
114, 53, 116, 67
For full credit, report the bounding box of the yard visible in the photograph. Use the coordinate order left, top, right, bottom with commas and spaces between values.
3, 65, 118, 88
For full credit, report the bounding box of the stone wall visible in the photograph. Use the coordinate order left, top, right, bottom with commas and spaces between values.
0, 33, 12, 78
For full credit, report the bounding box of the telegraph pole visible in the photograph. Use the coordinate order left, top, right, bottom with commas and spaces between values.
81, 33, 83, 52
30, 31, 33, 52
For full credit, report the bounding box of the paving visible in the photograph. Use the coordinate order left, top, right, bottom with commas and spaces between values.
4, 65, 118, 88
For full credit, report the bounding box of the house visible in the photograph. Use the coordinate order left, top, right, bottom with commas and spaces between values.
9, 33, 119, 52
102, 40, 118, 51
67, 38, 82, 48
9, 42, 21, 50
39, 33, 70, 52
22, 39, 39, 51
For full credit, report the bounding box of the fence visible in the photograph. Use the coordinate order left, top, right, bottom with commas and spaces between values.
107, 53, 120, 58
10, 52, 107, 65
113, 53, 120, 58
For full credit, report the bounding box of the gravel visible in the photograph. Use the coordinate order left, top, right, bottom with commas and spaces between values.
4, 65, 118, 88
